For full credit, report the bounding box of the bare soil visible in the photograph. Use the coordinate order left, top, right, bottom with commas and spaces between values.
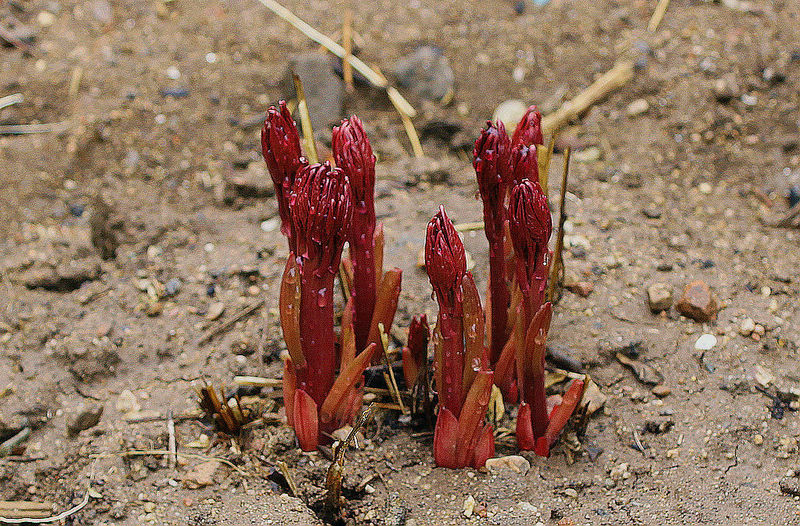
2, 0, 800, 524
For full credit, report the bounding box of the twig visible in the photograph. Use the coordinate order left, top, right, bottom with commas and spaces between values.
0, 461, 95, 524
124, 411, 202, 424
326, 404, 375, 510
632, 429, 647, 457
378, 323, 405, 413
0, 94, 23, 111
547, 147, 570, 303
292, 73, 319, 164
648, 0, 671, 32
196, 300, 265, 345
68, 66, 83, 100
0, 122, 71, 135
277, 461, 299, 497
233, 375, 283, 389
541, 61, 634, 136
0, 428, 30, 457
538, 134, 556, 197
372, 67, 423, 158
256, 0, 416, 117
91, 450, 249, 476
453, 221, 484, 232
167, 411, 177, 469
776, 202, 800, 228
342, 8, 354, 92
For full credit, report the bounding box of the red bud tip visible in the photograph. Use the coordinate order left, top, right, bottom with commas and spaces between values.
425, 207, 466, 307
407, 314, 429, 359
262, 101, 306, 239
508, 179, 552, 285
290, 162, 353, 271
473, 121, 511, 200
511, 105, 543, 147
332, 116, 376, 207
509, 145, 540, 186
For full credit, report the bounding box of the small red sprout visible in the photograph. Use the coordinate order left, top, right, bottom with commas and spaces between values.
426, 207, 495, 469
474, 121, 512, 368
280, 162, 380, 451
261, 101, 306, 253
333, 117, 380, 353
511, 105, 543, 148
401, 314, 429, 389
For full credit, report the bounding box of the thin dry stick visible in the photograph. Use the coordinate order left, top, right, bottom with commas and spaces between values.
378, 323, 405, 413
256, 0, 416, 117
453, 221, 484, 232
372, 67, 424, 158
292, 73, 319, 164
342, 8, 354, 92
167, 411, 177, 469
547, 147, 570, 303
68, 66, 83, 99
233, 375, 283, 388
0, 94, 23, 111
541, 61, 634, 136
91, 450, 249, 476
277, 461, 299, 497
0, 122, 71, 135
538, 134, 556, 197
648, 0, 671, 32
196, 300, 265, 345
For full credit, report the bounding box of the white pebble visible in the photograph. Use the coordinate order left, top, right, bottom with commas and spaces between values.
694, 333, 717, 351
166, 66, 181, 79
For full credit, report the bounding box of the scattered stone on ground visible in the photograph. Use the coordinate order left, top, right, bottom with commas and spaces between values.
183, 460, 220, 489
393, 45, 454, 103
485, 455, 531, 475
67, 404, 103, 437
647, 283, 673, 313
675, 280, 719, 322
283, 53, 343, 130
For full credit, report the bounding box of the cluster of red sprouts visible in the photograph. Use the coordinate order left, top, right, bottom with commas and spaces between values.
261, 101, 585, 464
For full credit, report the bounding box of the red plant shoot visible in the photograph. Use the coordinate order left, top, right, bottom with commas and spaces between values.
333, 116, 378, 353
261, 101, 306, 253
426, 207, 495, 469
279, 162, 380, 451
511, 105, 543, 148
474, 121, 512, 368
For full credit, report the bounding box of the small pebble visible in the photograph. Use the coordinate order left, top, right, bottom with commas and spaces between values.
694, 333, 717, 351
652, 384, 672, 397
739, 317, 755, 336
647, 283, 673, 313
626, 98, 649, 116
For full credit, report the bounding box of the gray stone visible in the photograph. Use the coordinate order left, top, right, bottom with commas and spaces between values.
283, 53, 343, 130
67, 404, 103, 436
392, 46, 454, 102
647, 283, 673, 313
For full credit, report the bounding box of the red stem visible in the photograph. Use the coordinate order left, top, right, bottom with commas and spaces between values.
487, 226, 509, 367
350, 209, 376, 353
437, 311, 464, 419
297, 261, 337, 407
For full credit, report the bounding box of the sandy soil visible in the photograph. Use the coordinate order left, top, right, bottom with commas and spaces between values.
2, 0, 800, 524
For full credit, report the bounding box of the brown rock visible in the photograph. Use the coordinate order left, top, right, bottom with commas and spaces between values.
566, 281, 594, 298
675, 280, 718, 322
651, 384, 672, 397
646, 283, 673, 313
183, 460, 220, 489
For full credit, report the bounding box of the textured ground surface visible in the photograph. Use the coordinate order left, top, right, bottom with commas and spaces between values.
2, 0, 800, 524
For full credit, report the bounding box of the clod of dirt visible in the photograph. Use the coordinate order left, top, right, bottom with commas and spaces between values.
21, 259, 101, 291
675, 280, 719, 322
90, 196, 123, 260
183, 460, 220, 489
67, 404, 103, 437
646, 283, 673, 313
644, 419, 674, 435
485, 455, 531, 475
616, 352, 664, 385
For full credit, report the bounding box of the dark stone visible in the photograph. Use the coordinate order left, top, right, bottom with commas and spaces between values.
392, 46, 454, 102
283, 53, 344, 130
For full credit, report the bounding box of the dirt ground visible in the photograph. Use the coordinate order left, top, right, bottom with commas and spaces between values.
2, 0, 800, 524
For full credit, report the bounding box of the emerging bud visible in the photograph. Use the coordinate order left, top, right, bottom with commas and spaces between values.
425, 206, 467, 309
508, 179, 551, 289
332, 116, 376, 209
508, 144, 540, 186
261, 101, 306, 245
291, 162, 353, 272
511, 105, 543, 147
473, 121, 511, 200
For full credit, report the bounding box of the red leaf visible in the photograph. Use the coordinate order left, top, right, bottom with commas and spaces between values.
516, 402, 535, 451
472, 424, 495, 468
283, 358, 297, 427
279, 254, 304, 369
320, 343, 379, 424
433, 407, 459, 469
454, 370, 494, 467
293, 388, 319, 451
